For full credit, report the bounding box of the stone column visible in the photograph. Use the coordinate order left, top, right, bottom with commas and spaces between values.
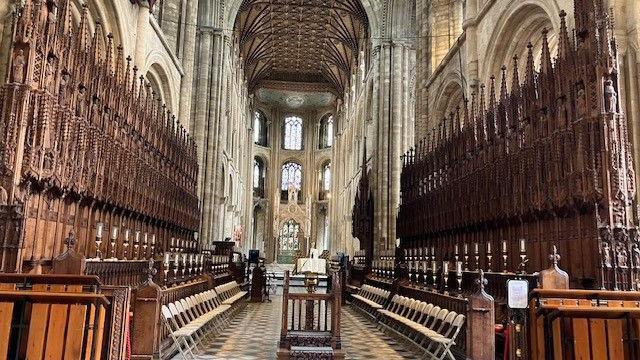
179, 0, 199, 131
134, 1, 151, 70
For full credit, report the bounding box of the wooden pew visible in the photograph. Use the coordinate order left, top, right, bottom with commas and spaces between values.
529, 289, 640, 359
277, 271, 343, 359
0, 274, 109, 360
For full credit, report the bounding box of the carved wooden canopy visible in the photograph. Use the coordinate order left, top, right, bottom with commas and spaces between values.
234, 0, 369, 95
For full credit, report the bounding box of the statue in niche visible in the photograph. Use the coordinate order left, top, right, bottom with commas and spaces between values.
287, 183, 299, 204
0, 186, 8, 205
12, 49, 26, 84
556, 97, 567, 127
576, 85, 586, 118
633, 243, 640, 269
617, 242, 628, 269
604, 79, 617, 113
602, 241, 612, 268
76, 85, 86, 117
59, 71, 69, 106
44, 54, 55, 92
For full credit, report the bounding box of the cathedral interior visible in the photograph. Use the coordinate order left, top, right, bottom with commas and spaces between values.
0, 0, 640, 359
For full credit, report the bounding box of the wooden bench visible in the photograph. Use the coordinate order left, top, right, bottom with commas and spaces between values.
0, 274, 109, 360
529, 288, 640, 359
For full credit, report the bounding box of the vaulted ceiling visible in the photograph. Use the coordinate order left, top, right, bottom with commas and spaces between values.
234, 0, 369, 95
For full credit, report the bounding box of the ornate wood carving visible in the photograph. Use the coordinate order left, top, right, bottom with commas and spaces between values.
352, 145, 373, 265
398, 2, 637, 290
234, 0, 369, 94
0, 0, 200, 272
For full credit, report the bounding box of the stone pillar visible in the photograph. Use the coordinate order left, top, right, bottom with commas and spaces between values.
179, 0, 199, 132
134, 2, 151, 70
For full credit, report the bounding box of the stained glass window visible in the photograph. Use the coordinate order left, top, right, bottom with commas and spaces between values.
281, 162, 302, 191
283, 116, 303, 150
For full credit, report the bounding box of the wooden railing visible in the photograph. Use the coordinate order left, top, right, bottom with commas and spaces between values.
278, 271, 343, 359
0, 274, 111, 360
529, 289, 640, 360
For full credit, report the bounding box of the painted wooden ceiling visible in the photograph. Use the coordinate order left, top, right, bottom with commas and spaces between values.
234, 0, 369, 95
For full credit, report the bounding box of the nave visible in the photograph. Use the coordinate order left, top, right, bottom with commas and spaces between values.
178, 295, 419, 360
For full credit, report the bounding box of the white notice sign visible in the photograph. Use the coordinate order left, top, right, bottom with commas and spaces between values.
507, 279, 529, 309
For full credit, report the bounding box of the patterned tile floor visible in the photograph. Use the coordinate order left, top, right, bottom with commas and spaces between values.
182, 296, 421, 359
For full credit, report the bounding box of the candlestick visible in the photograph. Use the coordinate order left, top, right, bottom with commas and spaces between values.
96, 222, 104, 239
95, 222, 104, 259
520, 238, 526, 252
134, 231, 140, 259
123, 229, 130, 259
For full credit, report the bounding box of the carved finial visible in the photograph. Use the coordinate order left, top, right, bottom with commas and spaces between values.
475, 269, 488, 291
500, 65, 508, 101
540, 28, 553, 74
147, 259, 157, 282
511, 55, 520, 95
549, 245, 561, 266
524, 43, 535, 87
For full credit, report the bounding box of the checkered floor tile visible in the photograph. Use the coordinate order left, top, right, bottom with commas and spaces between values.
176, 296, 421, 359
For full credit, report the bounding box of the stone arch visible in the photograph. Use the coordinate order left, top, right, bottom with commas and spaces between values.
483, 1, 561, 86
68, 0, 129, 56
433, 79, 464, 133
143, 59, 178, 114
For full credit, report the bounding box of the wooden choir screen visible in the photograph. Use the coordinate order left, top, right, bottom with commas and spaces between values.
0, 274, 111, 359
352, 146, 373, 265
0, 0, 199, 274
398, 0, 637, 290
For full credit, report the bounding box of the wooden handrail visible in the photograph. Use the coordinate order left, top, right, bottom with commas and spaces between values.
0, 290, 109, 306
530, 288, 640, 301
0, 274, 102, 286
287, 293, 333, 301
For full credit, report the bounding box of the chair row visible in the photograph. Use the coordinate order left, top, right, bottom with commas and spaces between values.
161, 283, 247, 359
377, 295, 465, 360
215, 280, 247, 311
351, 284, 390, 316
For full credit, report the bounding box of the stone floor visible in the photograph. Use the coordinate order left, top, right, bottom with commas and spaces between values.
183, 296, 420, 359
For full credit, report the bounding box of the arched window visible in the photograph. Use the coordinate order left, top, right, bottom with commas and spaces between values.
281, 162, 302, 201
253, 110, 268, 146
319, 114, 334, 149
253, 157, 266, 198
283, 116, 303, 150
319, 161, 331, 200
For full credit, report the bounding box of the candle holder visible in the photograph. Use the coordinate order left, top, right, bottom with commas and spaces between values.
502, 240, 508, 273
456, 261, 463, 295
95, 222, 104, 260
173, 253, 180, 280
142, 233, 148, 259
170, 237, 176, 252
474, 243, 480, 270
123, 229, 130, 260
519, 239, 528, 274
464, 243, 469, 271
163, 253, 171, 284
443, 261, 449, 294
134, 231, 140, 259
109, 225, 118, 259
150, 234, 156, 257
431, 261, 437, 288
